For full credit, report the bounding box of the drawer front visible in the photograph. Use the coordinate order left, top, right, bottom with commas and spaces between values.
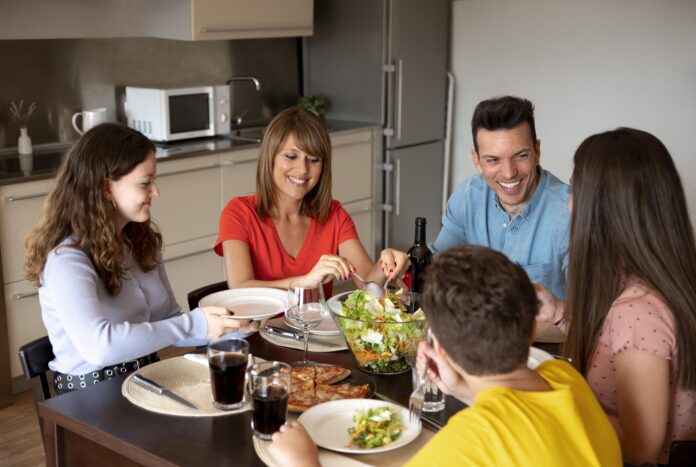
163, 235, 223, 311
0, 179, 55, 284
150, 155, 221, 246
332, 136, 373, 205
221, 148, 259, 204
5, 280, 45, 377
344, 199, 375, 259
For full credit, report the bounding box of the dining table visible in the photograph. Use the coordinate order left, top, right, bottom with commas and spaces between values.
37, 332, 560, 466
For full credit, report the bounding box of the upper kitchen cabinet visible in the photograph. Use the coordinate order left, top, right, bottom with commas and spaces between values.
0, 0, 313, 40
141, 0, 314, 41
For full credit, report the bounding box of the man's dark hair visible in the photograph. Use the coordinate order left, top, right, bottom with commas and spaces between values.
422, 245, 538, 375
471, 96, 537, 153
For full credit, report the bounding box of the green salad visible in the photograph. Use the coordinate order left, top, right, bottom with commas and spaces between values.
348, 407, 403, 448
336, 289, 426, 373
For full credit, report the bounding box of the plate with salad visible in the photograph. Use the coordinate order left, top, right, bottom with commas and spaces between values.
297, 399, 421, 454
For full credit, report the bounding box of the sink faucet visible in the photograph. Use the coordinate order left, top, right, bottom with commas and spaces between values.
226, 76, 262, 125
226, 76, 261, 91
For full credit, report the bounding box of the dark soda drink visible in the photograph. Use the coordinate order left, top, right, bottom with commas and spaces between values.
209, 352, 246, 407
252, 385, 289, 439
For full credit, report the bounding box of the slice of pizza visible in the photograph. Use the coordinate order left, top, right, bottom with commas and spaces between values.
314, 365, 351, 385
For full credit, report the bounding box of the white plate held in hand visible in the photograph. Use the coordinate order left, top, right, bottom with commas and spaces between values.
297, 399, 421, 454
199, 287, 287, 321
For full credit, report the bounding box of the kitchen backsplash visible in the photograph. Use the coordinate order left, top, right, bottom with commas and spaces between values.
0, 37, 301, 149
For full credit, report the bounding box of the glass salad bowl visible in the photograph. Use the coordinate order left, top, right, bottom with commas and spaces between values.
327, 289, 428, 374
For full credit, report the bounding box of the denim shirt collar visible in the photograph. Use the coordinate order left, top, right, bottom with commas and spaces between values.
494, 166, 546, 221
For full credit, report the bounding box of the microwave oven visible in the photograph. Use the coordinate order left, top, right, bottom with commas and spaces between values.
124, 86, 230, 142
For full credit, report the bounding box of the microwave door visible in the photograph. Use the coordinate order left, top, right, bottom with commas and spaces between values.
166, 93, 213, 141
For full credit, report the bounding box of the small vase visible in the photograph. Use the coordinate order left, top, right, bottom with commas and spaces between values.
18, 127, 32, 155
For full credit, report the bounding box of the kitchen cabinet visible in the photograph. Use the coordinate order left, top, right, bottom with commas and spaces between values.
150, 154, 221, 246
162, 236, 222, 311
220, 148, 259, 205
4, 281, 41, 378
0, 179, 55, 284
143, 0, 314, 41
0, 0, 313, 40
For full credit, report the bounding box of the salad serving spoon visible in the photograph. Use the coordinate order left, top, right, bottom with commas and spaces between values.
350, 271, 388, 299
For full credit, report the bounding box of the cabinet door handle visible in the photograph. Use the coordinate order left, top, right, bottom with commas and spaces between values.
5, 192, 49, 202
394, 158, 401, 216
164, 247, 213, 262
199, 26, 310, 34
223, 158, 258, 166
396, 58, 404, 141
157, 163, 221, 178
13, 291, 38, 300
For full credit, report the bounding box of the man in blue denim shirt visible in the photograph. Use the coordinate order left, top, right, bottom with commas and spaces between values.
433, 96, 570, 299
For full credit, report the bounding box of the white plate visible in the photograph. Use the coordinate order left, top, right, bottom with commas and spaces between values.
283, 314, 340, 336
297, 399, 421, 455
199, 287, 287, 321
528, 346, 554, 369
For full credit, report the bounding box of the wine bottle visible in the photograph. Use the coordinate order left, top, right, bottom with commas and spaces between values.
407, 217, 432, 294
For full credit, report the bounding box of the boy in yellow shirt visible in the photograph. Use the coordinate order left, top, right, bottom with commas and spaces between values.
269, 245, 622, 466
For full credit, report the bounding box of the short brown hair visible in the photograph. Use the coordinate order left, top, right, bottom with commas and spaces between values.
422, 245, 538, 375
256, 107, 333, 223
471, 96, 536, 154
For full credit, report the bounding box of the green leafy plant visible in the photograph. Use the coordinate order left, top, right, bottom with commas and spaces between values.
297, 95, 330, 118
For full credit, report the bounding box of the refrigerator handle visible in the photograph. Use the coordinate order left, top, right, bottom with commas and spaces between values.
395, 158, 401, 216
396, 58, 404, 141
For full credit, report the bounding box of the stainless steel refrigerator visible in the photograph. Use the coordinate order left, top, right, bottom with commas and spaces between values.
305, 0, 450, 251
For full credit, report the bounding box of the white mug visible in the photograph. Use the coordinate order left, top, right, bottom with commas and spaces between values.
72, 108, 108, 135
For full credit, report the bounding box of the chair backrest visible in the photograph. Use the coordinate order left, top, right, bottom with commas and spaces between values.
187, 280, 229, 311
669, 440, 696, 467
18, 335, 55, 403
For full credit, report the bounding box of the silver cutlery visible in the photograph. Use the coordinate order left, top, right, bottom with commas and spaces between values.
350, 270, 389, 299
263, 325, 328, 345
408, 329, 433, 425
133, 374, 199, 411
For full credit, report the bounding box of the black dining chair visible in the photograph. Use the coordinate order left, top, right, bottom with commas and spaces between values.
669, 440, 696, 467
187, 280, 229, 311
17, 335, 55, 437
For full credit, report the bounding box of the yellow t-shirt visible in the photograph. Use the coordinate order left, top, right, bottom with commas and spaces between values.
405, 360, 621, 466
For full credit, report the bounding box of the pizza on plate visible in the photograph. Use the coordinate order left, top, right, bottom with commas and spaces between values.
289, 365, 371, 412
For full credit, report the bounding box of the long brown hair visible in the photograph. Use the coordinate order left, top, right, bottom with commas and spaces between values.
564, 127, 696, 390
25, 123, 162, 296
255, 107, 333, 223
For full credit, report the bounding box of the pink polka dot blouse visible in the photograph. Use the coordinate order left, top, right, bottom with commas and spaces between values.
587, 277, 696, 463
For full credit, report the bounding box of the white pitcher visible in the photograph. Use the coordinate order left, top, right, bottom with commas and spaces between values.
72, 108, 108, 135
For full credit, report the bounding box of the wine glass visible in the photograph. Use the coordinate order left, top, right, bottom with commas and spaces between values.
285, 280, 328, 363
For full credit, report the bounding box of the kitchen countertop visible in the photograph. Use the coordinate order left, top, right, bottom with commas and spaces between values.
0, 120, 380, 186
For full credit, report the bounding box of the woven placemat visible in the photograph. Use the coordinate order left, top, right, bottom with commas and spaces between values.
122, 355, 251, 417
260, 317, 348, 352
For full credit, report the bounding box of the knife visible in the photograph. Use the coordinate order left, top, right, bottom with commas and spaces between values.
133, 374, 199, 411
263, 325, 331, 345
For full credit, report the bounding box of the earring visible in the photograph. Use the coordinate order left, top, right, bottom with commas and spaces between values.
111, 200, 117, 210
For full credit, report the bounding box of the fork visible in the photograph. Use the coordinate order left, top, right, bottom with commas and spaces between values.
408, 329, 432, 425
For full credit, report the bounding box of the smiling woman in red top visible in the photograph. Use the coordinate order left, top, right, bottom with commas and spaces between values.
215, 107, 408, 293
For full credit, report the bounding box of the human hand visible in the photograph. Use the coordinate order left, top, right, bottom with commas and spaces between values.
200, 306, 259, 339
534, 284, 564, 324
305, 254, 352, 283
268, 421, 321, 467
379, 248, 410, 281
418, 339, 472, 402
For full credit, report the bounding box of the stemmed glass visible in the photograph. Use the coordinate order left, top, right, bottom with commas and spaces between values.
285, 280, 328, 363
